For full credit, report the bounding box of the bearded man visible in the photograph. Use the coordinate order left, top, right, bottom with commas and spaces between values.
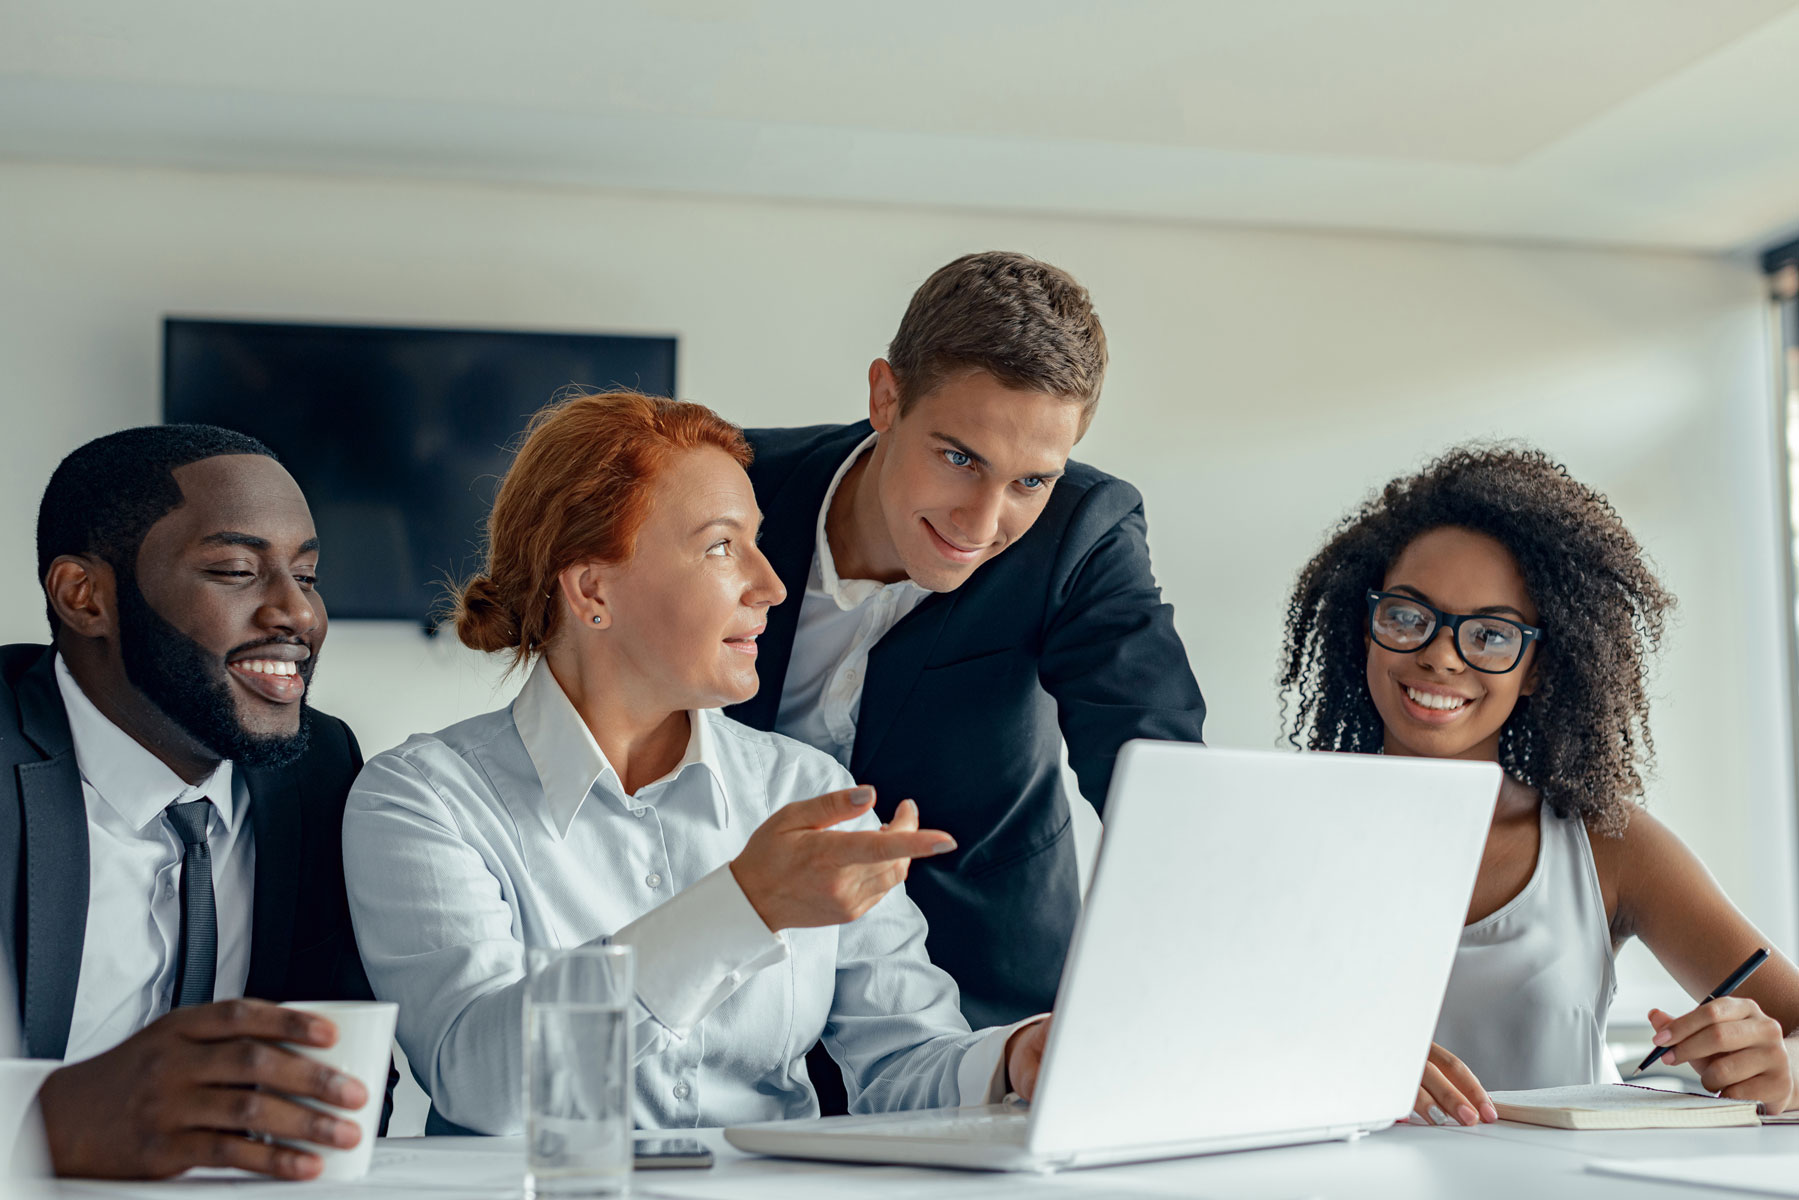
1, 425, 385, 1181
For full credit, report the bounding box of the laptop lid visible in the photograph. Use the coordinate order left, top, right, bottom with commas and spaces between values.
1026, 743, 1498, 1158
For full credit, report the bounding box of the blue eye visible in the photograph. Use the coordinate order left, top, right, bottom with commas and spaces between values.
1019, 477, 1045, 491
943, 449, 971, 468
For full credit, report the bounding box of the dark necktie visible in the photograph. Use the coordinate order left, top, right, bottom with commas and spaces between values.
165, 799, 217, 1009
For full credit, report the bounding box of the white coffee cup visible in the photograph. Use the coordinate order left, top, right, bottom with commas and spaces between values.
278, 1000, 398, 1181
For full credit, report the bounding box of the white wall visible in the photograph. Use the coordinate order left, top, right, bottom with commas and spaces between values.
2, 160, 1792, 1084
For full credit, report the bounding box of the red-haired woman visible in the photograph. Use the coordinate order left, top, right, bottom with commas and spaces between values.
343, 392, 1048, 1135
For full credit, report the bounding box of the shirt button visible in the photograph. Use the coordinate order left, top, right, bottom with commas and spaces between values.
672, 1081, 690, 1101
163, 881, 175, 898
632, 808, 646, 818
845, 668, 859, 684
645, 873, 663, 889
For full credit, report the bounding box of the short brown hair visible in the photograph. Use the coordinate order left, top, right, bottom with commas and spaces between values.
453, 391, 752, 666
886, 251, 1107, 433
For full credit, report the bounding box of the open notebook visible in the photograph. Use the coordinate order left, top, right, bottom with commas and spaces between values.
1489, 1084, 1763, 1130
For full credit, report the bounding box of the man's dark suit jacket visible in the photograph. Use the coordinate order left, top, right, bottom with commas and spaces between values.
0, 643, 377, 1065
729, 422, 1207, 1029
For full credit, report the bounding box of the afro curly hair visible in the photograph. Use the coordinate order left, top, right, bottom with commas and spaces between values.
1278, 444, 1674, 833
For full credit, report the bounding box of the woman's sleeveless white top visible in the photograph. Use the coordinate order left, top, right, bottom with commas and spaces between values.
1431, 802, 1619, 1090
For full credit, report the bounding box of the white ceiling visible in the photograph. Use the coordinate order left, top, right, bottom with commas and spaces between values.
6, 0, 1799, 253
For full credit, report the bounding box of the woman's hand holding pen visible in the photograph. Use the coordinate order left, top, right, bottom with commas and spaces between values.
1412, 1042, 1497, 1126
1647, 999, 1799, 1113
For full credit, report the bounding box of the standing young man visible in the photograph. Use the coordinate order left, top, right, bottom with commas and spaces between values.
2, 426, 382, 1180
729, 252, 1207, 1036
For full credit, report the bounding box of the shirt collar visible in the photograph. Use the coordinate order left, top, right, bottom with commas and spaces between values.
53, 653, 238, 833
814, 432, 925, 611
511, 657, 732, 838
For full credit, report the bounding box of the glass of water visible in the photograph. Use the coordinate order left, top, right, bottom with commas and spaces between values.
525, 944, 636, 1197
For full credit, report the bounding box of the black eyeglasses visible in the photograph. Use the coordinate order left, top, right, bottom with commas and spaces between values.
1366, 590, 1543, 675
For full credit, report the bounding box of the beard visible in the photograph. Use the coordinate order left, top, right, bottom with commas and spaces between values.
114, 571, 315, 770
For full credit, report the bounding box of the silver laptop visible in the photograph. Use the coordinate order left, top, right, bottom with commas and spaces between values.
726, 742, 1499, 1172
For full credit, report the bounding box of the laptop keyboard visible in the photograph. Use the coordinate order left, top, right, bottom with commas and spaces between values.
815, 1110, 1031, 1143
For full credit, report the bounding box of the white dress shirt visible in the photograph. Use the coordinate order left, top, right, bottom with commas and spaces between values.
343, 658, 1022, 1134
53, 656, 254, 1061
775, 433, 929, 766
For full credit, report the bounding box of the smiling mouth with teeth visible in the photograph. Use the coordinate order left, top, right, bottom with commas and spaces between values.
234, 659, 300, 676
1404, 685, 1469, 712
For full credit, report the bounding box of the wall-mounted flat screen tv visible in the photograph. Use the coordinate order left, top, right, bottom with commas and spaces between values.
164, 317, 678, 626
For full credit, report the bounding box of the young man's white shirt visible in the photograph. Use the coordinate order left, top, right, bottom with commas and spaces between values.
775, 433, 929, 765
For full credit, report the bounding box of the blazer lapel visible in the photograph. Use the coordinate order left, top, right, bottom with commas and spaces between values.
732, 429, 868, 730
14, 652, 90, 1060
243, 766, 301, 999
850, 589, 961, 779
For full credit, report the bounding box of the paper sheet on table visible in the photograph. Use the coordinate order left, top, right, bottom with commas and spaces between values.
1589, 1155, 1799, 1197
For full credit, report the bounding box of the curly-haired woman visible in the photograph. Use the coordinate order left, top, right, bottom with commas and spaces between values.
1280, 445, 1799, 1126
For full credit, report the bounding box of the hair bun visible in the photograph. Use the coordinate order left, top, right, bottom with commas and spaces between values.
454, 575, 520, 654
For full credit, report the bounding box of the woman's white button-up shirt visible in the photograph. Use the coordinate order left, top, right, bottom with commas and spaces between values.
344, 658, 1017, 1134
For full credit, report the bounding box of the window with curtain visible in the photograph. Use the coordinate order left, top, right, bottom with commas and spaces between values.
1769, 240, 1799, 814
1774, 249, 1799, 490
1771, 242, 1799, 589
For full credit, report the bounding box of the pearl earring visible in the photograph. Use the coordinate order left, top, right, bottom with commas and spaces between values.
591, 615, 603, 625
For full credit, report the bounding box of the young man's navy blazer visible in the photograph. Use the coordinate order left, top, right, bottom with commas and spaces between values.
728, 421, 1207, 1028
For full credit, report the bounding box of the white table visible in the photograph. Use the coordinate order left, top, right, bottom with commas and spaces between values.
45, 1122, 1799, 1199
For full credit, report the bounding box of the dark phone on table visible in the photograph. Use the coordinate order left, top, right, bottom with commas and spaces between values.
634, 1136, 714, 1169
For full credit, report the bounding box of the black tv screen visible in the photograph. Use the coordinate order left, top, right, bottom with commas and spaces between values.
164, 318, 678, 625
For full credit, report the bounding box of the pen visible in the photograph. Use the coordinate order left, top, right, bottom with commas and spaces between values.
1632, 947, 1770, 1076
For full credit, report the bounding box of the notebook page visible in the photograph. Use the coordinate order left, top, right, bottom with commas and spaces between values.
1489, 1084, 1754, 1113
